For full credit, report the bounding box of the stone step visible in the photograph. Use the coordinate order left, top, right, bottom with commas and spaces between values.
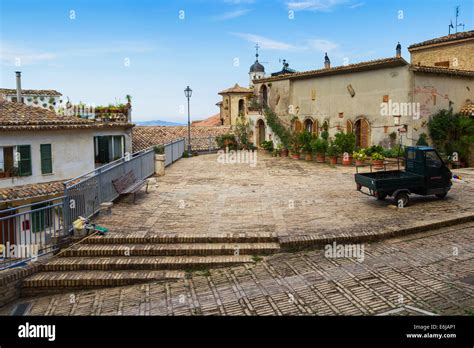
84, 232, 278, 244
60, 243, 280, 257
42, 255, 255, 271
21, 270, 185, 294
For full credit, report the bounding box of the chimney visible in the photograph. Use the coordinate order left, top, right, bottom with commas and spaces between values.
15, 71, 22, 103
396, 42, 402, 58
324, 53, 331, 69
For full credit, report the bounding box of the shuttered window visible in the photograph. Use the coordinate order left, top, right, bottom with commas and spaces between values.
40, 144, 53, 174
17, 145, 32, 176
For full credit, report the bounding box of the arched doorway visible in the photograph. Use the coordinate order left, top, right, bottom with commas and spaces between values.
304, 119, 313, 133
354, 118, 370, 148
256, 119, 266, 146
261, 85, 268, 108
238, 99, 245, 116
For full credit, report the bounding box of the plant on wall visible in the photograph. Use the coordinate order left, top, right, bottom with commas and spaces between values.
264, 107, 290, 149
234, 114, 254, 150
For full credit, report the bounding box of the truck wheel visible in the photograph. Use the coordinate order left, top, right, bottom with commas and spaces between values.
436, 193, 447, 199
376, 193, 387, 200
395, 192, 409, 208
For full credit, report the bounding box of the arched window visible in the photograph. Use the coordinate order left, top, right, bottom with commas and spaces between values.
238, 99, 245, 116
304, 119, 313, 133
256, 119, 266, 146
346, 120, 353, 134
260, 85, 268, 108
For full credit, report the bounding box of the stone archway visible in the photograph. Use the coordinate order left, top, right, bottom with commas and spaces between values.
354, 118, 370, 148
256, 119, 266, 146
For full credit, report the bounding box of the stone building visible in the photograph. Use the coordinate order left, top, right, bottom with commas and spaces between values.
408, 30, 474, 70
218, 30, 474, 149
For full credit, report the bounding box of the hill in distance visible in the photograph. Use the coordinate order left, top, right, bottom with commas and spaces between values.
134, 120, 184, 126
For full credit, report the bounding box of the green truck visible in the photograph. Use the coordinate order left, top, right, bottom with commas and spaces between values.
355, 146, 452, 207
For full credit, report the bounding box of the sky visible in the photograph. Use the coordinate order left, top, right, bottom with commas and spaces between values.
0, 0, 472, 123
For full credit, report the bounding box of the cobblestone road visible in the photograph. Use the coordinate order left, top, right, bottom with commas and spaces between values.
3, 222, 473, 316
92, 153, 474, 243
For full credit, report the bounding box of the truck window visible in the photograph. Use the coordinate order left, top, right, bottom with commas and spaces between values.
425, 151, 442, 168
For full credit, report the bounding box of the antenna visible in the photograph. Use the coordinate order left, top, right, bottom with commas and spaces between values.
455, 5, 465, 33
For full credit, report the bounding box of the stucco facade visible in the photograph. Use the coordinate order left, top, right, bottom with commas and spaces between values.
0, 128, 132, 189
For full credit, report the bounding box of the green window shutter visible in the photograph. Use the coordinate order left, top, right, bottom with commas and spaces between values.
40, 144, 53, 174
17, 145, 32, 176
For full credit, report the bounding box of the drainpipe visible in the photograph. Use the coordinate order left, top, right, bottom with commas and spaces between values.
15, 71, 22, 103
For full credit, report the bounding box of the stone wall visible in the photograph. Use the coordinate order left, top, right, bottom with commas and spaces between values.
410, 40, 474, 70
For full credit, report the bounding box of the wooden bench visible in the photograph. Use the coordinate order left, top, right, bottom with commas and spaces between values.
112, 171, 149, 203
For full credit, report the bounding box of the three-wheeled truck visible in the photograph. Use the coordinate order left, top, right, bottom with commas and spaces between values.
355, 146, 452, 207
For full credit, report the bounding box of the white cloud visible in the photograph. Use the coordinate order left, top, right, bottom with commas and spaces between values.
0, 43, 56, 66
213, 9, 251, 21
349, 2, 365, 8
287, 0, 349, 12
306, 39, 339, 52
231, 33, 298, 50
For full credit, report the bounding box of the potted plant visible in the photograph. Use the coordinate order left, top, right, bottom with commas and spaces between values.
326, 143, 340, 165
334, 132, 356, 166
299, 131, 313, 161
289, 132, 302, 159
353, 149, 367, 166
371, 152, 385, 170
261, 140, 274, 153
312, 137, 328, 163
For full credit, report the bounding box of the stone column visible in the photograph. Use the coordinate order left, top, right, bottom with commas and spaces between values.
155, 154, 166, 176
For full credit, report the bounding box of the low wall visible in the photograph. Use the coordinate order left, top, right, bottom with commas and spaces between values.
0, 263, 42, 309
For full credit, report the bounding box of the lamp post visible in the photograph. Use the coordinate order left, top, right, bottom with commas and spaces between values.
184, 86, 193, 155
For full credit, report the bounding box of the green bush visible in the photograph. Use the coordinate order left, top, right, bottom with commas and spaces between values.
216, 133, 238, 150
153, 145, 164, 154
311, 137, 328, 155
365, 145, 384, 156
382, 145, 404, 158
334, 131, 356, 154
298, 131, 314, 153
261, 140, 274, 152
288, 132, 302, 153
326, 143, 340, 157
416, 133, 429, 146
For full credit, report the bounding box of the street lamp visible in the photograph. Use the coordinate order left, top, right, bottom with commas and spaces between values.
184, 86, 193, 155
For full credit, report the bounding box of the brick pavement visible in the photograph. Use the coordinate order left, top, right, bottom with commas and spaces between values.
2, 222, 473, 316
93, 153, 474, 245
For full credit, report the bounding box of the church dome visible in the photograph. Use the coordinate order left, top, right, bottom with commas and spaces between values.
250, 60, 265, 73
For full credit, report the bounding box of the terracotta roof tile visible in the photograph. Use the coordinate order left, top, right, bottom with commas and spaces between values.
0, 100, 133, 130
0, 180, 64, 203
408, 30, 474, 50
219, 84, 253, 94
409, 65, 474, 77
132, 125, 231, 152
192, 113, 222, 126
255, 57, 409, 83
0, 88, 62, 96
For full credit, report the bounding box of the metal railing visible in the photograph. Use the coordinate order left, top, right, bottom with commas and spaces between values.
63, 148, 155, 232
164, 138, 185, 167
0, 140, 188, 270
0, 197, 66, 269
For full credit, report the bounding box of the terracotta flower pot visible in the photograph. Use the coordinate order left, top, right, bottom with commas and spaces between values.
291, 153, 300, 160
305, 153, 313, 161
373, 160, 384, 170
342, 155, 353, 166
355, 160, 365, 166
316, 154, 325, 163
280, 149, 289, 157
329, 156, 337, 165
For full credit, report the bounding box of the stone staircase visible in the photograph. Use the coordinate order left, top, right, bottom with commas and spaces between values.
22, 232, 280, 295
